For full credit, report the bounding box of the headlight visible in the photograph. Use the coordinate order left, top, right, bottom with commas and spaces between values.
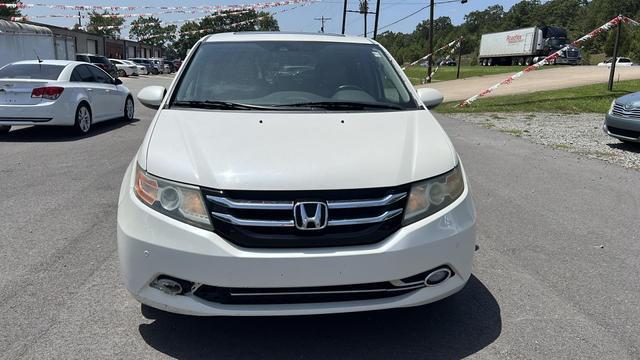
134, 165, 212, 230
403, 165, 464, 225
608, 100, 616, 114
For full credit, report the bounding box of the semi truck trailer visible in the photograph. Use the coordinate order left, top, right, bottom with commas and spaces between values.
0, 20, 56, 69
479, 26, 581, 66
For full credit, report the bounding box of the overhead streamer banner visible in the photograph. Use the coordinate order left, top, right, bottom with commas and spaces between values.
459, 15, 640, 107
8, 0, 314, 22
0, 0, 310, 11
424, 37, 462, 83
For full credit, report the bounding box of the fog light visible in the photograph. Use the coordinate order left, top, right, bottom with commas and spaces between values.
151, 278, 183, 295
424, 268, 452, 286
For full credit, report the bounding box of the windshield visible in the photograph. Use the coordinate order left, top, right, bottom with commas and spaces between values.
0, 64, 64, 80
549, 38, 568, 47
89, 56, 109, 64
172, 41, 417, 111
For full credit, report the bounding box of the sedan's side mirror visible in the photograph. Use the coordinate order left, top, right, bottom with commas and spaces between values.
114, 78, 122, 85
417, 88, 444, 109
137, 86, 166, 110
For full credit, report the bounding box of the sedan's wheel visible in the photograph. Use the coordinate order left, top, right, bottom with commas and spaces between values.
0, 125, 11, 134
124, 97, 135, 121
74, 104, 92, 134
118, 69, 126, 77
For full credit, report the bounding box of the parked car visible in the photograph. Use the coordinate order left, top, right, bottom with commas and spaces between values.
76, 53, 118, 78
0, 60, 133, 135
110, 58, 137, 77
150, 58, 169, 74
118, 33, 476, 316
439, 59, 457, 66
597, 57, 634, 67
604, 92, 640, 143
129, 58, 158, 75
172, 59, 182, 70
122, 59, 148, 75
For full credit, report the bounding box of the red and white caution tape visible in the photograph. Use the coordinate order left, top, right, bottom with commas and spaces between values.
401, 38, 460, 71
459, 15, 640, 107
424, 37, 462, 83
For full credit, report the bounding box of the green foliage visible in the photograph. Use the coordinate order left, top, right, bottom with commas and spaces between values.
0, 0, 21, 19
130, 16, 176, 48
86, 11, 125, 38
379, 0, 640, 67
439, 80, 640, 113
170, 10, 279, 59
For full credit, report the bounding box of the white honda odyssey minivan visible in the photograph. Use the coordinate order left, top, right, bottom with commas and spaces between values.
117, 32, 476, 316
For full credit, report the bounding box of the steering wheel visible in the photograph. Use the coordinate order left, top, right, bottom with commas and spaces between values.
336, 84, 365, 92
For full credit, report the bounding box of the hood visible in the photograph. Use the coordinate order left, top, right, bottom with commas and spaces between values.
145, 109, 456, 190
616, 93, 640, 109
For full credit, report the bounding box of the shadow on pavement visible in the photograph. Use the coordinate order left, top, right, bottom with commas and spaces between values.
607, 141, 640, 153
0, 117, 140, 143
138, 275, 501, 359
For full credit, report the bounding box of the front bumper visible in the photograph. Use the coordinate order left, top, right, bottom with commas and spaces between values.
0, 100, 74, 126
604, 113, 640, 142
117, 163, 477, 316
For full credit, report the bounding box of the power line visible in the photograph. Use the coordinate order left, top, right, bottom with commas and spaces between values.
367, 0, 466, 34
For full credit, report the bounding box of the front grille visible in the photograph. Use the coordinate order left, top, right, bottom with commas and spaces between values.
567, 49, 579, 58
612, 103, 640, 119
607, 125, 640, 139
202, 186, 409, 248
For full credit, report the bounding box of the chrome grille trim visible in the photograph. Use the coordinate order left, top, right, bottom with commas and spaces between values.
229, 284, 425, 297
612, 104, 640, 119
211, 212, 295, 227
327, 208, 403, 226
207, 195, 293, 210
326, 192, 407, 209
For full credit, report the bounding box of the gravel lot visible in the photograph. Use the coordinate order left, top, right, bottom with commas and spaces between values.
445, 112, 640, 170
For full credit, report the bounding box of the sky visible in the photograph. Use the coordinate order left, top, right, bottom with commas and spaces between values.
19, 0, 523, 39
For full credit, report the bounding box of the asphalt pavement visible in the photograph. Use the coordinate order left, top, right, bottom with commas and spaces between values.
0, 74, 638, 359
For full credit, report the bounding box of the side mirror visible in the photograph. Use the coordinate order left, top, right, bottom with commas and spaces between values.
114, 78, 122, 85
417, 88, 444, 109
137, 86, 166, 110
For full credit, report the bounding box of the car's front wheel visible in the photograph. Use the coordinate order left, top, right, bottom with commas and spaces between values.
74, 103, 92, 134
118, 69, 127, 77
124, 96, 134, 121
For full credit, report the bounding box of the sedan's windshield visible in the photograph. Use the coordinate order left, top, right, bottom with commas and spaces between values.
172, 41, 417, 111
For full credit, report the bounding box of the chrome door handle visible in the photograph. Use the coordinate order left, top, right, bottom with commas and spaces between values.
87, 88, 93, 91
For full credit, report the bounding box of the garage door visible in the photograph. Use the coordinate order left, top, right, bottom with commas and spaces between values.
87, 39, 97, 54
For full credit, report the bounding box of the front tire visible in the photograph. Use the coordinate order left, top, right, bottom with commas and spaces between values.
118, 69, 127, 77
124, 96, 134, 121
74, 103, 92, 134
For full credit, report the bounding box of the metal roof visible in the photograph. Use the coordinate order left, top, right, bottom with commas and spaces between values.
0, 20, 53, 36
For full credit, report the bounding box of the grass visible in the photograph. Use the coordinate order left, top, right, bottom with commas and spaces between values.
404, 65, 554, 85
438, 79, 640, 113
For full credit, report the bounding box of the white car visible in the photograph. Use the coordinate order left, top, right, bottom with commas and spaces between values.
118, 33, 476, 316
0, 60, 134, 134
597, 57, 635, 67
122, 60, 148, 75
110, 59, 138, 77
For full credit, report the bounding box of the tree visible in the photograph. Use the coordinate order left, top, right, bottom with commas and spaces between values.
130, 16, 177, 48
0, 0, 21, 19
86, 11, 125, 38
171, 10, 279, 59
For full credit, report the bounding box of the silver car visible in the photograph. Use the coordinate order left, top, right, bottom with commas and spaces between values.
604, 92, 640, 143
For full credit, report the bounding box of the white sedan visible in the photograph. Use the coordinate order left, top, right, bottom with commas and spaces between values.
0, 60, 134, 135
110, 59, 138, 77
122, 59, 148, 75
597, 57, 635, 67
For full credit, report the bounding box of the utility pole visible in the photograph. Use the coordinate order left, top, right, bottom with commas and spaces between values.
456, 37, 462, 79
360, 0, 368, 38
78, 11, 82, 28
427, 0, 434, 83
314, 16, 331, 34
608, 19, 621, 91
341, 0, 348, 34
372, 0, 381, 39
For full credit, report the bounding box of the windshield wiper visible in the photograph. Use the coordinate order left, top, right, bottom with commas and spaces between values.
273, 101, 404, 110
172, 100, 273, 110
